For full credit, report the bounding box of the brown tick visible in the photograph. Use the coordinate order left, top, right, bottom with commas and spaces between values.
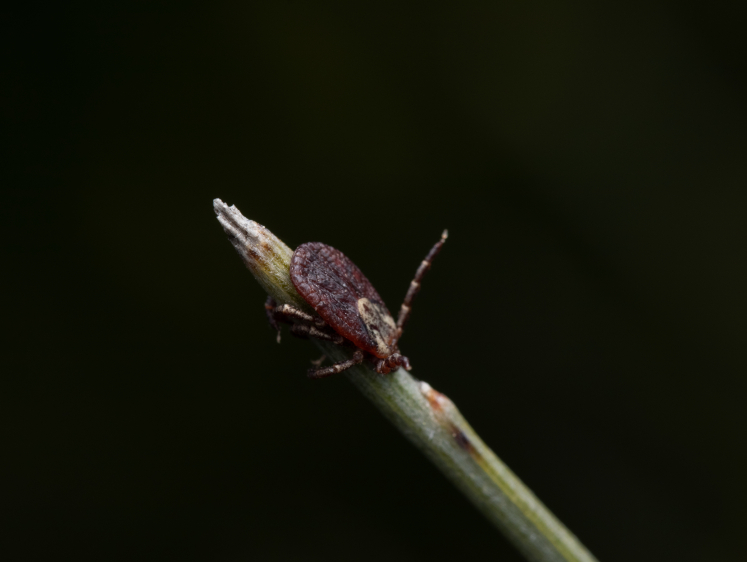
265, 231, 448, 378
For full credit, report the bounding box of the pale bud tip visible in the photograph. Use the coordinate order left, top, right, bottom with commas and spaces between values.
213, 198, 306, 310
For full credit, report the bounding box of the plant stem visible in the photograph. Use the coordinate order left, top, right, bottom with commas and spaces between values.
214, 199, 599, 562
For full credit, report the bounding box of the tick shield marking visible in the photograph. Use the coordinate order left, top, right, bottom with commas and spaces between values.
357, 297, 397, 358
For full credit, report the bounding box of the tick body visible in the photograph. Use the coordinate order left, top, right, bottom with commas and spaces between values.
266, 231, 447, 379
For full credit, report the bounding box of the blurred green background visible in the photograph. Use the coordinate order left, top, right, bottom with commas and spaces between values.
5, 1, 747, 560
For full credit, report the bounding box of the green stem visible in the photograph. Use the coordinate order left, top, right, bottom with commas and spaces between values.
214, 199, 599, 562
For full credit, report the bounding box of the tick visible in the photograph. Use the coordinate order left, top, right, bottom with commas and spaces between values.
265, 230, 448, 379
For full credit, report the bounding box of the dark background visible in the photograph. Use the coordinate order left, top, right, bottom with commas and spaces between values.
5, 1, 747, 560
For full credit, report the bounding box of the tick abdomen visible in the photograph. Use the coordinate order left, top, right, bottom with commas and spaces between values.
290, 242, 398, 358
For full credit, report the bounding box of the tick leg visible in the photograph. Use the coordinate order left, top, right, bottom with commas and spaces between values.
273, 303, 315, 324
290, 323, 345, 345
308, 350, 364, 379
266, 300, 331, 343
396, 230, 448, 339
271, 303, 328, 328
264, 296, 282, 342
374, 353, 411, 375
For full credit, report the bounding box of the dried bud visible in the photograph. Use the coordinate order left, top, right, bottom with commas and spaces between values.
213, 199, 309, 310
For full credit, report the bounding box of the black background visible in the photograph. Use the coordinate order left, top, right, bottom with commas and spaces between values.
5, 2, 747, 561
